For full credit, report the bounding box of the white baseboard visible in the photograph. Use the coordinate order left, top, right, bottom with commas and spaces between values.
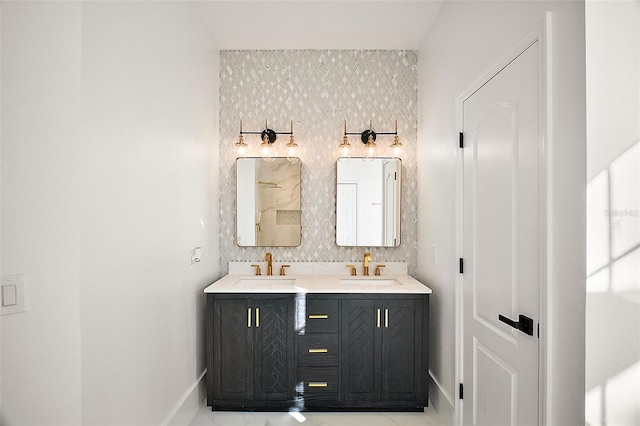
163, 370, 207, 426
428, 372, 455, 425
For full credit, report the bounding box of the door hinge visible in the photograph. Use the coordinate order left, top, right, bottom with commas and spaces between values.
459, 258, 464, 274
459, 383, 464, 399
459, 132, 464, 148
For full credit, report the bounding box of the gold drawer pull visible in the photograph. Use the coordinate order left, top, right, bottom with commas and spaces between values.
308, 348, 328, 353
248, 308, 252, 328
308, 382, 328, 388
308, 314, 328, 319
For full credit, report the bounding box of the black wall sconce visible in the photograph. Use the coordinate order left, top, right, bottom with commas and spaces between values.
340, 120, 402, 156
235, 119, 297, 157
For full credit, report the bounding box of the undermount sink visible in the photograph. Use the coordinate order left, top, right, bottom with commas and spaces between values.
339, 278, 400, 286
236, 278, 296, 288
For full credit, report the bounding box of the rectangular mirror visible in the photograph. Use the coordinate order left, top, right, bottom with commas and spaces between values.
236, 157, 301, 247
336, 157, 401, 247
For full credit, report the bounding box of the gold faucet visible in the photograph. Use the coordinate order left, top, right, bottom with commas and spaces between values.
265, 252, 273, 276
363, 252, 372, 276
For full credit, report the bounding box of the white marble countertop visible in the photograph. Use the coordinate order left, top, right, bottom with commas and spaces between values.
204, 262, 432, 294
203, 274, 431, 294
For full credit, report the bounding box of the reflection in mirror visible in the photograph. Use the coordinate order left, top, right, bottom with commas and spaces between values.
336, 157, 401, 247
236, 158, 301, 247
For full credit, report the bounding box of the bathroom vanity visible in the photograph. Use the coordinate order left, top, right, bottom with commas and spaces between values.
204, 262, 431, 412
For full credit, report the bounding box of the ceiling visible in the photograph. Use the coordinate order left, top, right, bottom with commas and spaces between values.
194, 1, 445, 50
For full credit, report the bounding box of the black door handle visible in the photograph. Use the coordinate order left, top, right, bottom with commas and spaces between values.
498, 314, 534, 336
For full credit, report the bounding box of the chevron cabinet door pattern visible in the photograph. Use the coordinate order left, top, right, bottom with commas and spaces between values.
381, 299, 423, 401
211, 297, 252, 401
342, 299, 380, 401
254, 297, 295, 401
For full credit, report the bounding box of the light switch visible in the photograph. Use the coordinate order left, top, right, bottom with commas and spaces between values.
2, 284, 17, 306
1, 274, 26, 315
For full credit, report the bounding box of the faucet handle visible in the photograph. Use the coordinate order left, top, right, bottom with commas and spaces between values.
375, 264, 386, 276
251, 264, 262, 276
279, 264, 290, 276
346, 264, 357, 276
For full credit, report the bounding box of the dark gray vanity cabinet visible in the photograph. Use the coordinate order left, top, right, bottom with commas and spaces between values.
206, 291, 428, 412
341, 296, 427, 409
206, 294, 295, 410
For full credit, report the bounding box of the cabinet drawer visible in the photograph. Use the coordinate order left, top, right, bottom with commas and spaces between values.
303, 300, 339, 333
297, 334, 339, 366
297, 367, 338, 402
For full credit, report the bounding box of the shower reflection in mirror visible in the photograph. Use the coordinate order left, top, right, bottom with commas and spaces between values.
236, 157, 302, 247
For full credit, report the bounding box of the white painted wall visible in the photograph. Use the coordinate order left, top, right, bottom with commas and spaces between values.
1, 2, 83, 424
417, 2, 586, 424
79, 2, 219, 424
585, 1, 640, 425
1, 1, 220, 424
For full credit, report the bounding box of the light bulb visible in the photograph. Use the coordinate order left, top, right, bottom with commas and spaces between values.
235, 134, 248, 155
286, 134, 298, 159
338, 135, 351, 157
390, 135, 402, 157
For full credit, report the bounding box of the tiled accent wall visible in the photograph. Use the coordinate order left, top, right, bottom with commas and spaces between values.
219, 50, 418, 275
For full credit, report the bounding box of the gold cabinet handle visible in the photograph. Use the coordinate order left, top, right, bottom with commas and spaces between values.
308, 348, 328, 353
385, 308, 389, 328
377, 308, 381, 328
248, 308, 252, 328
308, 314, 328, 319
308, 382, 328, 388
256, 307, 260, 328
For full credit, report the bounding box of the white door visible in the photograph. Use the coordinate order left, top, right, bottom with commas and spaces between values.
337, 183, 357, 245
383, 159, 396, 246
462, 41, 541, 426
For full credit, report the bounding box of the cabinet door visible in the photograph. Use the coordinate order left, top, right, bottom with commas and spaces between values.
212, 297, 253, 401
341, 299, 381, 401
253, 297, 295, 401
381, 298, 423, 401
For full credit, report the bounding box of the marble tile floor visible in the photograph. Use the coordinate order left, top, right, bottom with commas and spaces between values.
189, 406, 449, 426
